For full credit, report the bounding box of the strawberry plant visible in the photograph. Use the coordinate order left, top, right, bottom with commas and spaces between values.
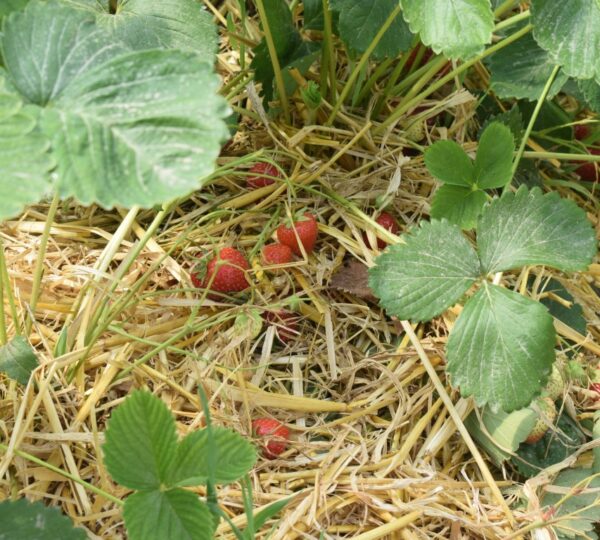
369, 186, 597, 412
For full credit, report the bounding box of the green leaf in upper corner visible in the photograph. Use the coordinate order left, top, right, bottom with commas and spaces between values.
486, 32, 568, 101
424, 140, 474, 186
479, 105, 524, 145
0, 85, 54, 222
477, 187, 597, 274
465, 406, 538, 466
123, 489, 214, 540
0, 336, 39, 385
514, 411, 585, 477
473, 122, 515, 189
430, 185, 487, 230
303, 0, 325, 30
0, 499, 86, 540
62, 0, 217, 56
399, 0, 494, 60
103, 390, 178, 491
251, 0, 320, 108
368, 220, 481, 322
170, 426, 257, 487
447, 283, 556, 412
329, 0, 413, 59
531, 0, 600, 80
0, 0, 29, 18
542, 468, 600, 540
2, 2, 129, 105
578, 78, 600, 113
536, 278, 587, 336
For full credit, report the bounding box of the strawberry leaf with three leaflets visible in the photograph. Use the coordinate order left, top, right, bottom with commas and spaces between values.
472, 122, 515, 189
477, 187, 597, 274
447, 282, 556, 412
170, 426, 257, 487
400, 0, 494, 60
430, 185, 487, 230
0, 499, 86, 539
123, 489, 214, 540
368, 220, 481, 322
329, 0, 414, 59
103, 391, 178, 491
62, 0, 217, 56
424, 140, 474, 187
531, 0, 600, 80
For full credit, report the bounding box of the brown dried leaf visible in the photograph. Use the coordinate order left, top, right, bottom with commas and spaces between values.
330, 261, 377, 301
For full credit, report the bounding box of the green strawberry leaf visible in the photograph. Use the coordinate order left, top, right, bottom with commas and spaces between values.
0, 336, 39, 385
63, 0, 217, 56
430, 185, 487, 230
543, 468, 600, 540
477, 187, 597, 274
424, 140, 474, 186
302, 0, 325, 30
473, 122, 515, 189
578, 78, 600, 114
400, 0, 494, 60
170, 426, 257, 487
103, 391, 178, 491
0, 0, 28, 18
123, 489, 214, 540
531, 0, 600, 80
479, 105, 524, 145
0, 84, 54, 221
465, 406, 538, 466
0, 499, 86, 540
329, 0, 413, 59
368, 220, 481, 322
486, 32, 568, 100
447, 283, 556, 412
537, 279, 587, 336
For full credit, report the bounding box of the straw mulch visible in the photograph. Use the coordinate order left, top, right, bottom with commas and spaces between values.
1, 2, 600, 539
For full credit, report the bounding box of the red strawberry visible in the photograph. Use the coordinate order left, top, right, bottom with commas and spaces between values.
252, 418, 290, 458
276, 212, 318, 256
247, 162, 281, 189
264, 310, 300, 344
574, 124, 591, 141
363, 211, 400, 249
192, 247, 250, 294
262, 243, 293, 266
575, 147, 600, 182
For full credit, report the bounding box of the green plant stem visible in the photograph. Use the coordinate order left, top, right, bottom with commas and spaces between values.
197, 386, 219, 522
354, 56, 394, 106
254, 0, 290, 123
522, 151, 600, 162
509, 64, 561, 184
0, 240, 19, 336
494, 0, 520, 17
375, 23, 534, 134
494, 9, 530, 32
241, 476, 255, 537
321, 0, 337, 102
25, 193, 60, 335
326, 3, 402, 125
0, 442, 123, 506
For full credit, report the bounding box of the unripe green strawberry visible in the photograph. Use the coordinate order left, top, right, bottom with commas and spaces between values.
542, 365, 564, 401
525, 397, 557, 445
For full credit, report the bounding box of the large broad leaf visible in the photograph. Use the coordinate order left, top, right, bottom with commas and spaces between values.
0, 86, 54, 221
103, 391, 178, 491
0, 0, 29, 18
0, 499, 86, 540
1, 2, 128, 105
465, 406, 538, 466
424, 140, 474, 187
170, 426, 257, 487
542, 468, 600, 540
329, 0, 413, 59
531, 0, 600, 80
63, 0, 217, 56
477, 187, 597, 274
400, 0, 494, 59
368, 220, 481, 321
579, 78, 600, 113
0, 336, 39, 385
486, 32, 568, 101
447, 283, 556, 412
39, 49, 229, 208
123, 489, 214, 540
473, 122, 515, 189
430, 185, 487, 230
